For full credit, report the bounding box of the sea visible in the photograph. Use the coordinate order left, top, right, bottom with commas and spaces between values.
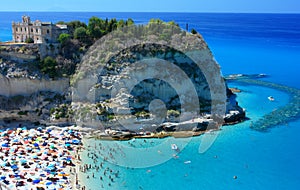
1, 12, 300, 189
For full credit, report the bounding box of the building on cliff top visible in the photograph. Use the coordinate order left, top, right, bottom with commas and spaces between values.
12, 16, 68, 44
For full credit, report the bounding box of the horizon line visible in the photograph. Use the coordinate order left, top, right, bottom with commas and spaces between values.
0, 10, 300, 14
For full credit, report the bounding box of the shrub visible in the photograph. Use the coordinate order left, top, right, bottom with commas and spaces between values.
40, 56, 58, 78
167, 110, 180, 117
135, 110, 150, 118
58, 33, 70, 45
17, 111, 28, 115
74, 27, 87, 40
191, 28, 198, 34
25, 38, 34, 43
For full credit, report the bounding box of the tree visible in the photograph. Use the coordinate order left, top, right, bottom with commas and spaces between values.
191, 28, 198, 34
58, 33, 70, 45
40, 56, 58, 78
108, 18, 117, 32
87, 16, 103, 39
67, 20, 87, 30
117, 19, 125, 28
74, 27, 87, 40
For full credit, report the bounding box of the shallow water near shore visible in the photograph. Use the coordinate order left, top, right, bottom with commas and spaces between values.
79, 82, 300, 190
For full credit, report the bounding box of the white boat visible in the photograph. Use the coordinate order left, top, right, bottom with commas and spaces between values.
171, 143, 178, 150
268, 96, 275, 101
184, 160, 191, 164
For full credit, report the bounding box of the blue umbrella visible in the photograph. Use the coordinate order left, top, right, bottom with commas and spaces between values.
65, 143, 71, 147
20, 159, 27, 164
34, 143, 39, 147
0, 176, 6, 180
33, 179, 40, 184
11, 165, 18, 170
47, 166, 55, 171
72, 139, 80, 144
46, 181, 52, 186
1, 143, 9, 147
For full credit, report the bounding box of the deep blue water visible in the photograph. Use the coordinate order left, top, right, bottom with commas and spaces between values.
1, 12, 300, 189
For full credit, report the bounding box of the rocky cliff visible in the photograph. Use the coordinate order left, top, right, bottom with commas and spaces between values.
0, 21, 245, 130
72, 22, 245, 131
0, 74, 69, 97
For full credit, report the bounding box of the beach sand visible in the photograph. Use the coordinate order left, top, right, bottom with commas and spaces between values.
0, 125, 83, 190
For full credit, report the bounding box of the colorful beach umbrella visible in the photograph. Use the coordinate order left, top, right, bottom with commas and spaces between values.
11, 165, 18, 170
65, 143, 71, 147
72, 139, 80, 144
1, 143, 9, 147
45, 181, 52, 186
33, 179, 41, 184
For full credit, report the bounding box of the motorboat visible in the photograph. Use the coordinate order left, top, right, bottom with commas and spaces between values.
171, 143, 178, 150
268, 96, 275, 101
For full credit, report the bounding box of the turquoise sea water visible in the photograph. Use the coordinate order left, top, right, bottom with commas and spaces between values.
80, 83, 299, 190
1, 12, 300, 189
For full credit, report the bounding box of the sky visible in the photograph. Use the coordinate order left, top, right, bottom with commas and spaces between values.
1, 0, 300, 13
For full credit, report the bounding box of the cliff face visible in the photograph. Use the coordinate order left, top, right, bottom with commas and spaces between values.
95, 45, 213, 114
0, 74, 69, 97
0, 74, 70, 125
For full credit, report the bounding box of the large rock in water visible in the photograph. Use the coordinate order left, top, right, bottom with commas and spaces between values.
72, 22, 245, 129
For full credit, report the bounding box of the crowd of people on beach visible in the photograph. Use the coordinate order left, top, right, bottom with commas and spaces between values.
0, 125, 82, 190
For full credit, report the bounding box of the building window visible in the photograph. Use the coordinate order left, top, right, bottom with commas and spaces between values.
16, 28, 18, 32
36, 29, 38, 33
31, 28, 33, 32
21, 28, 22, 32
47, 29, 50, 34
25, 28, 26, 32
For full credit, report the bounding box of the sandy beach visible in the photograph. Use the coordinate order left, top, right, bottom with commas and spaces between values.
0, 125, 83, 190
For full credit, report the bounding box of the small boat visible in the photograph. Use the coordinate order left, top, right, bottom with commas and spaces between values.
184, 160, 191, 164
171, 144, 178, 150
268, 96, 275, 101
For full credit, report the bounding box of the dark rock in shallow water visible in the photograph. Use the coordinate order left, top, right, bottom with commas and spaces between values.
224, 108, 246, 124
